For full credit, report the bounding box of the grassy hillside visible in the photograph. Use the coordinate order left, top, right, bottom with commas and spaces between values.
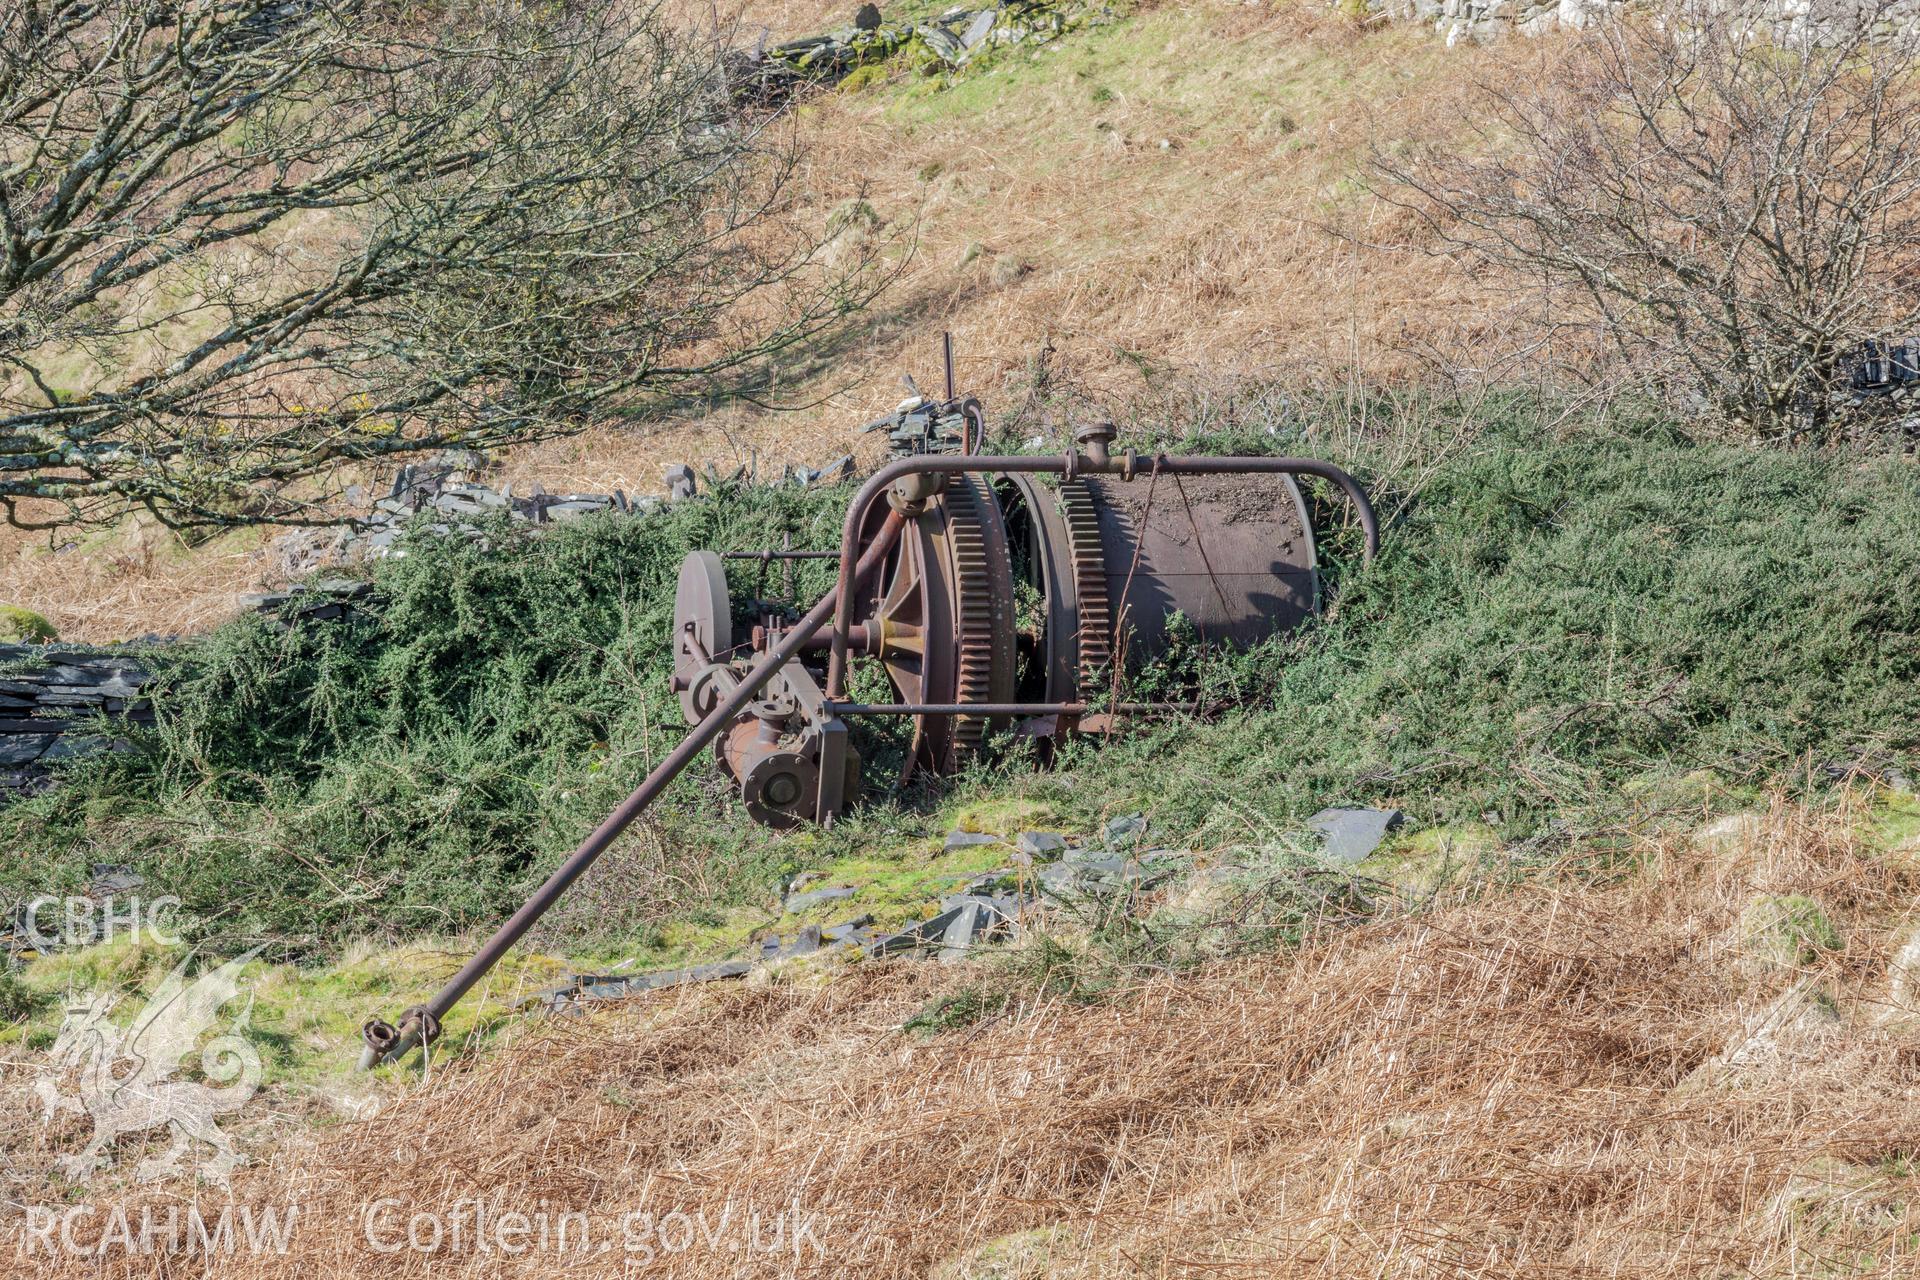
0, 1, 1507, 644
29, 801, 1920, 1278
6, 9, 1920, 1270
5, 396, 1915, 962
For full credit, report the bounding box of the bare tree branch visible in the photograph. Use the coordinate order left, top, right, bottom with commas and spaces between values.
1374, 0, 1920, 442
0, 0, 884, 526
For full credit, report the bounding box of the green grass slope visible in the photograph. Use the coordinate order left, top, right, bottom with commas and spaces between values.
3, 399, 1916, 962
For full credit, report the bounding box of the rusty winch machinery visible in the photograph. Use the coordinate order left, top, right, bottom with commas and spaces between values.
357, 343, 1378, 1068
678, 415, 1361, 828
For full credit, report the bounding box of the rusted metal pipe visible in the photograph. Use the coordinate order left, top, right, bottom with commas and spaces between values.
824, 452, 1379, 698
355, 510, 907, 1070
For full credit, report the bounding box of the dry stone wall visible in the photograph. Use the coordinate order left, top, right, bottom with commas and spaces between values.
269, 452, 854, 579
731, 0, 1104, 102
1359, 0, 1621, 43
0, 648, 152, 798
1362, 0, 1920, 45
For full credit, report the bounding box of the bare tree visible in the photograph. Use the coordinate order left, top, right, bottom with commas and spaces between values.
1377, 0, 1920, 441
0, 1, 878, 527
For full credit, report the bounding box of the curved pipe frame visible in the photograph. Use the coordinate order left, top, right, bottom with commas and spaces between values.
825, 451, 1380, 699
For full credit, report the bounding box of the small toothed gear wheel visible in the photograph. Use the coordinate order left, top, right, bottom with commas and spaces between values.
1057, 478, 1112, 698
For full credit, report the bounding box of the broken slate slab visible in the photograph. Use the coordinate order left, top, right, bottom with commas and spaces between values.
785, 884, 857, 912
760, 917, 876, 961
761, 923, 824, 959
544, 500, 610, 521
1104, 812, 1147, 848
627, 958, 753, 990
663, 463, 698, 501
1015, 831, 1068, 860
937, 902, 983, 962
41, 734, 119, 763
872, 904, 972, 956
917, 24, 964, 61
805, 454, 856, 487
1307, 807, 1406, 866
1035, 864, 1079, 890
822, 916, 874, 945
944, 830, 1003, 853
0, 735, 54, 765
941, 878, 1025, 907
873, 896, 1019, 959
1063, 845, 1117, 866
540, 957, 754, 1007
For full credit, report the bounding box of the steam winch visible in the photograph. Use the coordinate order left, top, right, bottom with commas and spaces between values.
674, 411, 1337, 827
357, 342, 1377, 1068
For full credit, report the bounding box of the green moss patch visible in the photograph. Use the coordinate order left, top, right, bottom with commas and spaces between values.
0, 605, 57, 643
1739, 894, 1843, 969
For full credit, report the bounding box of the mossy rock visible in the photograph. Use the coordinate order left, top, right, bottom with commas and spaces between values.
0, 605, 56, 643
825, 198, 881, 238
838, 61, 892, 93
1367, 822, 1497, 897
1739, 893, 1842, 969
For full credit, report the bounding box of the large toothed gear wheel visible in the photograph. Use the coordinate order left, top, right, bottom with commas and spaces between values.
862, 476, 1017, 777
943, 474, 1015, 766
1057, 478, 1112, 695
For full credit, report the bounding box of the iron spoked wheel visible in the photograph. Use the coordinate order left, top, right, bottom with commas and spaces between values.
860, 478, 1018, 778
872, 516, 951, 778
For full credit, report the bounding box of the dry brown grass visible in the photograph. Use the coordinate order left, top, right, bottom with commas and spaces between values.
19, 798, 1920, 1276
0, 512, 281, 643
507, 1, 1518, 492
678, 0, 1518, 463
2, 2, 1533, 642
